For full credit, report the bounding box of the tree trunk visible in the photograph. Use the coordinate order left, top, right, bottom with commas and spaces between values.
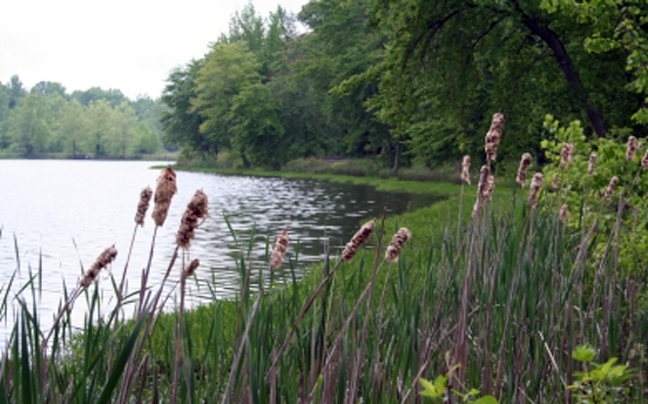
391, 141, 400, 175
520, 13, 608, 137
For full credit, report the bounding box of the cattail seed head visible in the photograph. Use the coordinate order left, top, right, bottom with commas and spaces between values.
483, 175, 495, 201
551, 173, 560, 190
385, 228, 412, 263
588, 152, 597, 176
485, 113, 505, 162
642, 150, 648, 169
182, 259, 200, 280
604, 176, 619, 200
152, 167, 177, 227
516, 153, 532, 187
135, 186, 153, 226
342, 219, 375, 262
529, 172, 543, 209
559, 204, 568, 223
626, 136, 638, 161
472, 165, 491, 218
269, 229, 289, 270
177, 190, 209, 249
560, 143, 574, 168
80, 245, 118, 288
461, 155, 471, 184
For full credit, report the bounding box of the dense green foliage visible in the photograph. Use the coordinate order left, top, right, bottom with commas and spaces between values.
160, 0, 647, 172
0, 76, 169, 158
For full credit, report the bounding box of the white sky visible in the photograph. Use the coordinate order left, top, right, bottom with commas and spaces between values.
0, 0, 309, 100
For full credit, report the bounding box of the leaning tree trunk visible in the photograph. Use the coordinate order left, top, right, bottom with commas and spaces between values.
520, 12, 608, 137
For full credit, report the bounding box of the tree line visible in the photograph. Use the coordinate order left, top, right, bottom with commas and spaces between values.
161, 0, 647, 172
0, 76, 168, 158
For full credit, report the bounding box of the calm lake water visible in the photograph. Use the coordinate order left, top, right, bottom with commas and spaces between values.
0, 159, 442, 342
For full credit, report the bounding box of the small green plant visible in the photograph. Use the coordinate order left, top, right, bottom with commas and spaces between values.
419, 355, 498, 404
568, 344, 633, 403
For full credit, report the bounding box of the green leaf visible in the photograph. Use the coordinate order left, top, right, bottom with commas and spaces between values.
472, 396, 499, 404
572, 344, 596, 363
419, 376, 446, 398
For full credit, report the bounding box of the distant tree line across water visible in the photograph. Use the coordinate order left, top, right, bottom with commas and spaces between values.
2, 0, 647, 170
0, 77, 170, 159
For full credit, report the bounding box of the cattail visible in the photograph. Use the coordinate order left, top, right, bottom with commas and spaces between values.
642, 150, 648, 169
529, 172, 543, 209
559, 204, 568, 223
472, 165, 491, 218
483, 175, 495, 201
604, 176, 619, 200
588, 152, 597, 175
385, 228, 412, 263
342, 219, 375, 262
626, 136, 638, 161
560, 143, 574, 168
461, 155, 471, 184
485, 113, 505, 162
176, 190, 209, 249
134, 186, 153, 226
152, 167, 177, 227
552, 172, 560, 190
80, 245, 118, 288
516, 153, 532, 187
182, 259, 200, 280
269, 229, 289, 270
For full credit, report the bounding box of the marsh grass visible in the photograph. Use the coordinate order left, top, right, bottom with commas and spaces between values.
0, 163, 646, 403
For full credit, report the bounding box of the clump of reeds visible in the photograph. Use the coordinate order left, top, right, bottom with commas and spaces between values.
461, 155, 471, 184
516, 153, 532, 187
560, 143, 574, 168
135, 186, 153, 226
385, 228, 412, 263
485, 113, 504, 162
342, 219, 375, 262
588, 152, 597, 175
627, 135, 638, 161
529, 172, 543, 209
269, 229, 289, 270
176, 189, 209, 249
80, 245, 118, 288
604, 176, 619, 200
152, 167, 177, 227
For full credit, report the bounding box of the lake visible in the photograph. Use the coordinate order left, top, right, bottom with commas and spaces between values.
0, 159, 442, 342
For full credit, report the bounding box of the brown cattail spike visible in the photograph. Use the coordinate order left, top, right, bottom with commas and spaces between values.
177, 190, 209, 249
560, 143, 574, 168
182, 259, 200, 280
627, 136, 638, 161
80, 245, 118, 288
485, 113, 505, 162
559, 204, 568, 224
135, 186, 153, 226
385, 228, 413, 263
604, 176, 619, 200
552, 173, 560, 190
642, 150, 648, 169
342, 219, 375, 262
516, 153, 532, 188
461, 155, 471, 184
588, 152, 597, 176
269, 230, 289, 270
472, 165, 491, 218
529, 173, 543, 209
152, 167, 178, 227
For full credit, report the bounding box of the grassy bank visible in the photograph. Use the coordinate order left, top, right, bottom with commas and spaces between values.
2, 162, 646, 403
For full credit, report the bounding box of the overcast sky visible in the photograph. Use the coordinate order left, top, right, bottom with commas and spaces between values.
0, 0, 309, 100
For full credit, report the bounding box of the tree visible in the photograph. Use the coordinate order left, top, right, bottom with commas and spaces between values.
109, 102, 138, 158
86, 99, 116, 157
191, 41, 262, 155
54, 99, 90, 157
31, 81, 67, 98
229, 83, 285, 168
160, 60, 208, 154
7, 93, 51, 157
7, 75, 26, 109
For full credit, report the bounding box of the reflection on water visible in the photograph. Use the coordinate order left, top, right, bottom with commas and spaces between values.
0, 160, 444, 342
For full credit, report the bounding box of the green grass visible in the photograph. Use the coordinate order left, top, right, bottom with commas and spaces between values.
1, 166, 646, 403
